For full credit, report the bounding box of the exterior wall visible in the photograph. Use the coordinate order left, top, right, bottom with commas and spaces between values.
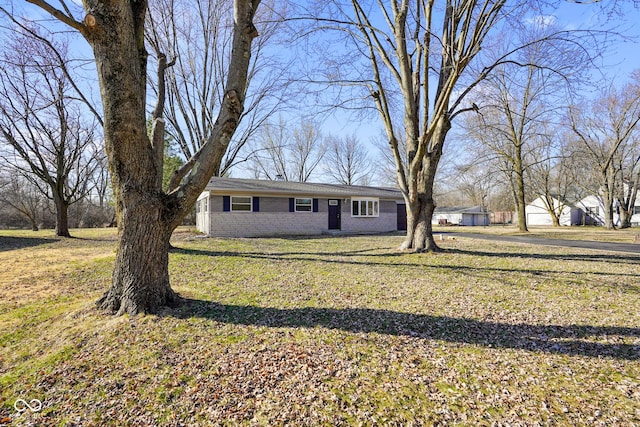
209, 194, 225, 213
525, 197, 579, 226
432, 213, 489, 225
259, 197, 290, 213
203, 195, 400, 237
577, 194, 640, 226
341, 199, 398, 233
195, 193, 210, 234
210, 211, 327, 237
576, 195, 607, 226
432, 213, 463, 225
526, 197, 553, 226
461, 213, 490, 226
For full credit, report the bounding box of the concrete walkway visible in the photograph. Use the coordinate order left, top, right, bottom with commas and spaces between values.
447, 232, 640, 255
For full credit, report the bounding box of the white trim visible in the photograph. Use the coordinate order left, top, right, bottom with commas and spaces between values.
351, 197, 379, 217
231, 196, 252, 212
295, 197, 313, 212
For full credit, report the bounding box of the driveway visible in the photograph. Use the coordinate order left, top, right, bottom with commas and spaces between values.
446, 232, 640, 255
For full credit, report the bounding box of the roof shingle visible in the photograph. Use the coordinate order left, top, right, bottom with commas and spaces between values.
204, 177, 404, 199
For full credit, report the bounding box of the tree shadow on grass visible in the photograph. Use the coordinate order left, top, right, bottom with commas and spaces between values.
445, 248, 640, 265
170, 246, 640, 284
0, 235, 59, 252
167, 243, 640, 360
164, 298, 640, 361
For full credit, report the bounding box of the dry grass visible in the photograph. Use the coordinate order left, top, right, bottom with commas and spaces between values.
0, 231, 116, 306
1, 228, 639, 426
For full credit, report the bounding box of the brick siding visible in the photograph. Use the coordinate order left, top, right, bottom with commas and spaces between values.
202, 195, 401, 237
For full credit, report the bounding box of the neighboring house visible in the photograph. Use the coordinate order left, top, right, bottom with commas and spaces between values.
525, 196, 582, 226
524, 190, 640, 227
196, 177, 407, 237
431, 206, 490, 226
575, 195, 607, 226
576, 193, 640, 227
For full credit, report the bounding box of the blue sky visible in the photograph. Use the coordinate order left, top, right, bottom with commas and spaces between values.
552, 0, 640, 84
4, 0, 640, 182
317, 1, 640, 174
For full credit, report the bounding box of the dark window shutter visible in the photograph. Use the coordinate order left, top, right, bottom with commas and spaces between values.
252, 197, 260, 212
223, 196, 230, 212
289, 198, 295, 212
312, 198, 319, 212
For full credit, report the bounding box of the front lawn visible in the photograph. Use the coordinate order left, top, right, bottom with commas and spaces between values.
1, 228, 638, 425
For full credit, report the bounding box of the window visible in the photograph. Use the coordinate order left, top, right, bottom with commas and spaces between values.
587, 206, 599, 217
231, 196, 252, 212
634, 206, 640, 215
295, 198, 312, 212
351, 198, 379, 217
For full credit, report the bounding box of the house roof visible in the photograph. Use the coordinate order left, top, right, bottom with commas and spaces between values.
204, 177, 404, 199
434, 206, 488, 214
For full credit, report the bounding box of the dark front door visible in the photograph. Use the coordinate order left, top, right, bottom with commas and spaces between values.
397, 204, 407, 231
328, 199, 341, 230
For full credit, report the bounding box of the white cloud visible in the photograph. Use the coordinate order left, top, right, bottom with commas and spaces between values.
526, 15, 558, 28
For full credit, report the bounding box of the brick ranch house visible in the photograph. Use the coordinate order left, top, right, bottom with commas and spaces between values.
195, 177, 408, 237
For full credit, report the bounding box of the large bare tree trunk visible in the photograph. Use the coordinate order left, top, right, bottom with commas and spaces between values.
602, 168, 617, 230
53, 195, 71, 237
602, 190, 616, 230
400, 121, 447, 252
80, 0, 171, 313
515, 156, 528, 232
97, 204, 177, 315
401, 183, 436, 251
616, 173, 639, 229
404, 193, 439, 251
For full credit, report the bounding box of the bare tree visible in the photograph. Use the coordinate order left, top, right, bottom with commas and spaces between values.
290, 121, 326, 182
299, 0, 614, 249
0, 29, 102, 237
323, 133, 373, 185
569, 79, 640, 229
528, 133, 581, 226
373, 132, 406, 188
463, 16, 593, 232
465, 72, 542, 232
302, 0, 589, 250
614, 133, 640, 228
249, 120, 288, 179
88, 151, 111, 210
16, 0, 261, 314
249, 119, 326, 182
0, 171, 45, 231
451, 162, 497, 208
146, 0, 289, 178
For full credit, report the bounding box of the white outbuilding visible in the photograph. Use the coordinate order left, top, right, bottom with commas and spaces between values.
525, 196, 582, 226
431, 206, 490, 226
